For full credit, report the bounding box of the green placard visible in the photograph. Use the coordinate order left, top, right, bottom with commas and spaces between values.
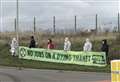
19, 46, 107, 67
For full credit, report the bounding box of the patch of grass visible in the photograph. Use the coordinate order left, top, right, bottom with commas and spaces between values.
0, 41, 111, 73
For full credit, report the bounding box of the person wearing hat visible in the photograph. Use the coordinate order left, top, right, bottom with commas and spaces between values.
83, 38, 92, 51
101, 39, 109, 63
64, 37, 71, 51
29, 36, 36, 48
10, 37, 18, 56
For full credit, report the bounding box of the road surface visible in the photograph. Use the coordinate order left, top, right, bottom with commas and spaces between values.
0, 67, 111, 82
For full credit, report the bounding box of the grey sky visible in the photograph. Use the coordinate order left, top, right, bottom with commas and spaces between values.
0, 0, 119, 31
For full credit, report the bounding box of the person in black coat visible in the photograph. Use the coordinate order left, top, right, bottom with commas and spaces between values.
29, 36, 36, 48
101, 39, 109, 63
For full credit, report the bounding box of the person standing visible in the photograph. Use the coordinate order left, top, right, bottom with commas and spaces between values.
64, 37, 71, 51
10, 37, 18, 56
29, 36, 36, 48
83, 38, 92, 51
47, 39, 55, 49
101, 39, 109, 63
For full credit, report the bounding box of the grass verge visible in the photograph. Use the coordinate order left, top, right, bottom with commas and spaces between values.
0, 42, 110, 73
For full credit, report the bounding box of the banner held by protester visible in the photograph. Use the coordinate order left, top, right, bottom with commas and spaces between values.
19, 46, 107, 67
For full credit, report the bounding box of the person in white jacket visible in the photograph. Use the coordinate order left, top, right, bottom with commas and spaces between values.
64, 37, 71, 51
83, 38, 92, 51
10, 37, 18, 56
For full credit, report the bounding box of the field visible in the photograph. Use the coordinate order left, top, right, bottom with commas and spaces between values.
0, 32, 120, 72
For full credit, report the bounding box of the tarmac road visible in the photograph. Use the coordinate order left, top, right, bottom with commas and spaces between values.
0, 67, 111, 82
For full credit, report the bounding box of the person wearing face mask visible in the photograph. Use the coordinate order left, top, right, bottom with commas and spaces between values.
47, 39, 55, 49
101, 39, 109, 63
83, 38, 92, 51
29, 36, 36, 48
64, 37, 71, 51
10, 37, 18, 56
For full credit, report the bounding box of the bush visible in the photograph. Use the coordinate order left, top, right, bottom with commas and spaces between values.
116, 33, 120, 44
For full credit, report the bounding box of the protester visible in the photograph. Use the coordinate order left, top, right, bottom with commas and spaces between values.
29, 36, 36, 48
83, 38, 92, 51
101, 39, 109, 63
47, 39, 55, 49
64, 37, 71, 51
10, 37, 18, 56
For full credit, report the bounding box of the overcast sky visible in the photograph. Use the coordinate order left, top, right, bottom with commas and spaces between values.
0, 0, 119, 31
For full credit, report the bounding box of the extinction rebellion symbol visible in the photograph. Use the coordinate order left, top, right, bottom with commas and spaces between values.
20, 48, 26, 57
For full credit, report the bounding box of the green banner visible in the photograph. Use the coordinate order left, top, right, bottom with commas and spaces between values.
19, 46, 107, 67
